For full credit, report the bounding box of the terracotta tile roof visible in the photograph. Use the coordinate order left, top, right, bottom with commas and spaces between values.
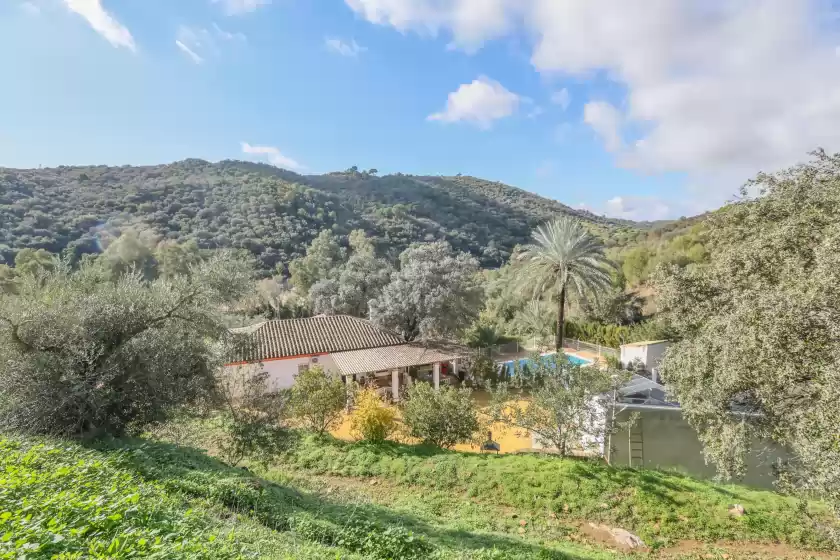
229, 315, 404, 363
331, 343, 467, 376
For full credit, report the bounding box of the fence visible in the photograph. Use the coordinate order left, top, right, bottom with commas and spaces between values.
563, 338, 619, 360
476, 338, 619, 361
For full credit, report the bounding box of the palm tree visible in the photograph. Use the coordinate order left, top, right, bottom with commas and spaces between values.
511, 300, 554, 349
516, 217, 614, 352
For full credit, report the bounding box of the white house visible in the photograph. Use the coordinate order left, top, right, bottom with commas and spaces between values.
619, 340, 670, 379
224, 315, 465, 400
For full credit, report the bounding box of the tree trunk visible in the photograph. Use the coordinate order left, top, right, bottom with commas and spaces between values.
556, 284, 566, 353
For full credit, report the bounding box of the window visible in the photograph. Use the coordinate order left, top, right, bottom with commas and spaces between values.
298, 364, 309, 374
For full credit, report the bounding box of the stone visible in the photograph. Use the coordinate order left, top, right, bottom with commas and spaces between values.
519, 519, 527, 527
609, 527, 646, 549
728, 504, 746, 517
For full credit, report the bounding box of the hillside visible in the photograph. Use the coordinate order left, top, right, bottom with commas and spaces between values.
2, 432, 836, 559
0, 160, 656, 273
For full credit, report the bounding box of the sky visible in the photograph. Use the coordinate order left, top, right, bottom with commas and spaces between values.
2, 1, 840, 220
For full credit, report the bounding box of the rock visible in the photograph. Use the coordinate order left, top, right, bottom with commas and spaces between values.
728, 504, 746, 517
609, 527, 646, 549
599, 503, 609, 509
519, 519, 527, 527
586, 523, 647, 550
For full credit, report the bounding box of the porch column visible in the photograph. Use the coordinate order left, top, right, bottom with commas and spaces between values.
391, 369, 400, 402
452, 359, 459, 379
433, 362, 441, 390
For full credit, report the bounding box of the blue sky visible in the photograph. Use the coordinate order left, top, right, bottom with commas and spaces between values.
2, 1, 840, 220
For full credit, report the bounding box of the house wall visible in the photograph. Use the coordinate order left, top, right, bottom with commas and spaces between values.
644, 342, 670, 372
610, 408, 790, 489
620, 345, 648, 369
223, 354, 339, 391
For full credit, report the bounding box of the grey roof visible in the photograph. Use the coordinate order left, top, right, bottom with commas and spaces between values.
331, 343, 466, 376
229, 315, 404, 363
614, 374, 680, 408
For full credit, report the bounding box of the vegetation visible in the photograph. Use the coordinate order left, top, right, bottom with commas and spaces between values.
401, 383, 480, 449
514, 218, 615, 351
277, 434, 837, 551
564, 318, 674, 349
288, 365, 347, 436
215, 368, 289, 467
349, 386, 398, 443
490, 354, 630, 456
0, 251, 253, 436
369, 241, 483, 341
655, 150, 840, 541
0, 160, 651, 275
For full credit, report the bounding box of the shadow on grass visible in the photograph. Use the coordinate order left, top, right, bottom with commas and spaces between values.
90, 437, 596, 560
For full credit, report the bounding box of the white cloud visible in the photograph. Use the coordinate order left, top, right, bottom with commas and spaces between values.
21, 2, 40, 15
176, 24, 244, 64
344, 0, 521, 53
212, 0, 270, 15
176, 40, 204, 64
550, 88, 570, 110
212, 22, 246, 42
583, 101, 623, 152
63, 0, 135, 51
348, 0, 840, 209
241, 142, 304, 170
325, 37, 367, 57
428, 76, 520, 129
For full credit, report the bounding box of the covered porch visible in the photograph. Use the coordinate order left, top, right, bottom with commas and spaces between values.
331, 342, 467, 402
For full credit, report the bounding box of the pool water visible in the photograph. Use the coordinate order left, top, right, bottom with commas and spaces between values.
501, 353, 591, 376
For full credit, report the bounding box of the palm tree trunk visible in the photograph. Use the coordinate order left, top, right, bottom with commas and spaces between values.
556, 284, 566, 353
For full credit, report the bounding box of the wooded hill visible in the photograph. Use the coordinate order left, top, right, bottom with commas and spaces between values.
0, 159, 698, 275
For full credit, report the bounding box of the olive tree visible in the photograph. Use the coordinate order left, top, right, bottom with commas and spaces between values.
0, 251, 254, 436
401, 383, 479, 448
654, 150, 840, 538
287, 365, 347, 435
369, 242, 483, 341
489, 354, 629, 456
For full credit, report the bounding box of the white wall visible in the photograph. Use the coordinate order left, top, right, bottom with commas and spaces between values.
620, 345, 647, 369
223, 354, 339, 391
645, 342, 669, 372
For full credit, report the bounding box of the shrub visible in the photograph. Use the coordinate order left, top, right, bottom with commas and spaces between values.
288, 365, 347, 435
0, 252, 254, 437
401, 383, 479, 448
349, 386, 397, 443
216, 368, 290, 466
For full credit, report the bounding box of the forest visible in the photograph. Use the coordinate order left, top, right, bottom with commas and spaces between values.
0, 159, 706, 285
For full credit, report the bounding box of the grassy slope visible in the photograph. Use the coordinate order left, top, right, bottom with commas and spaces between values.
1, 432, 836, 559
273, 436, 836, 551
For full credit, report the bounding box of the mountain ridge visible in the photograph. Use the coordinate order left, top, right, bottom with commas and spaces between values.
0, 159, 680, 272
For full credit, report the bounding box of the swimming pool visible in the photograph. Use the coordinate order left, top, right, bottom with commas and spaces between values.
501, 353, 592, 376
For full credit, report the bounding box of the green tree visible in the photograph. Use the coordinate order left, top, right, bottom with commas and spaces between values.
510, 300, 554, 347
654, 150, 840, 538
401, 383, 479, 448
490, 354, 629, 456
0, 265, 17, 295
155, 239, 202, 279
14, 248, 57, 277
310, 231, 392, 318
369, 242, 483, 341
516, 218, 614, 352
0, 251, 255, 436
288, 365, 347, 435
101, 230, 159, 280
289, 230, 345, 293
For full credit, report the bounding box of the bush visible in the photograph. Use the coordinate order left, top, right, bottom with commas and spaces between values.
216, 368, 290, 466
0, 252, 254, 437
565, 318, 673, 348
288, 365, 347, 435
401, 383, 479, 448
349, 386, 397, 443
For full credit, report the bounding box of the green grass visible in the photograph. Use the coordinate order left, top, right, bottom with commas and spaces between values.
274, 435, 838, 551
1, 430, 836, 559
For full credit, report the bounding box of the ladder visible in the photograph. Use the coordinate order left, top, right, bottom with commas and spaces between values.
629, 418, 644, 467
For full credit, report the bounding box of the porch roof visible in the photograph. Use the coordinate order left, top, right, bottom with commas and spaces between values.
331, 342, 465, 376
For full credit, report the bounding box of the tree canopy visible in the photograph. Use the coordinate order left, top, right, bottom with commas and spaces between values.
655, 150, 840, 535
